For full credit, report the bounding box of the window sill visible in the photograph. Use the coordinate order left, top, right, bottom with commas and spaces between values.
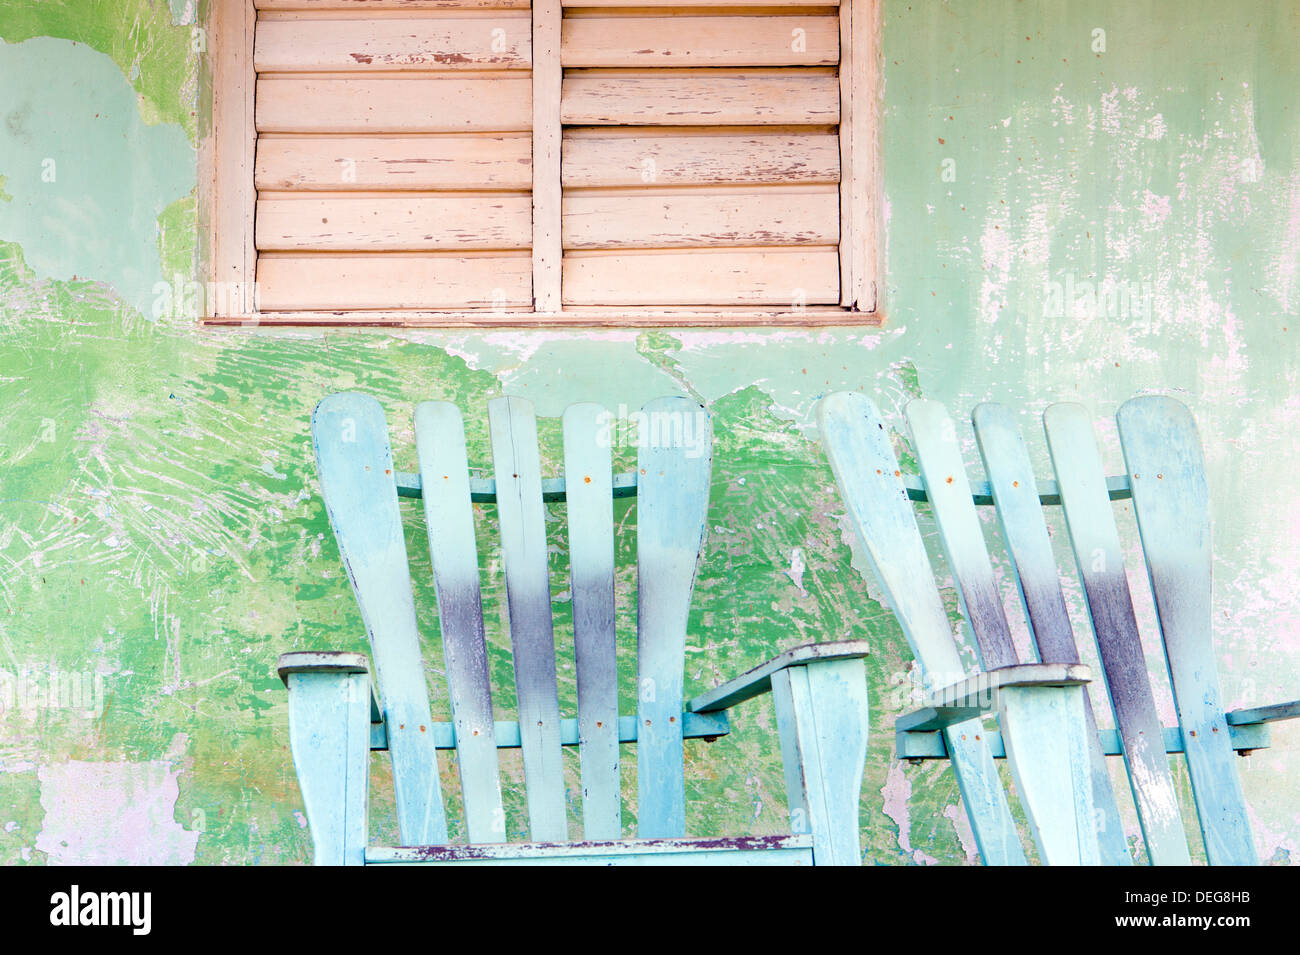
198, 306, 884, 329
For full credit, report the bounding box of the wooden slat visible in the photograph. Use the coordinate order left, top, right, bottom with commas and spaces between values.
376, 712, 731, 751
561, 5, 844, 15
562, 404, 621, 841
255, 134, 532, 191
771, 660, 870, 865
366, 834, 813, 865
970, 404, 1080, 665
1043, 402, 1193, 866
1228, 701, 1300, 725
414, 402, 506, 845
562, 130, 839, 187
898, 663, 1092, 729
204, 0, 257, 315
395, 469, 638, 502
487, 397, 567, 842
257, 77, 532, 132
902, 399, 1018, 671
283, 668, 372, 865
231, 305, 875, 326
837, 0, 854, 304
900, 721, 1271, 760
256, 196, 531, 251
561, 70, 839, 126
564, 0, 836, 5
561, 16, 838, 68
533, 0, 563, 311
970, 402, 1132, 865
257, 253, 531, 309
635, 397, 712, 840
839, 0, 877, 308
997, 683, 1100, 864
904, 399, 1100, 865
311, 393, 449, 845
254, 16, 530, 72
563, 248, 838, 305
257, 1, 530, 8
816, 391, 1027, 866
690, 640, 871, 713
1116, 396, 1257, 865
562, 190, 837, 249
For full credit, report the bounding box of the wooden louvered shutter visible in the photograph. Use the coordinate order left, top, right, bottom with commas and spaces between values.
205, 1, 877, 322
252, 0, 535, 311
557, 5, 843, 307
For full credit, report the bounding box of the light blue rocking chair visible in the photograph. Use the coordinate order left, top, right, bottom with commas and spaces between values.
278, 392, 870, 866
819, 392, 1297, 865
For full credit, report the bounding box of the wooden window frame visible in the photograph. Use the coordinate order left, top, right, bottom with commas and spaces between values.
199, 0, 881, 328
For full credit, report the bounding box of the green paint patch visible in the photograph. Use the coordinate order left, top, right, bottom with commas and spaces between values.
0, 772, 45, 865
635, 330, 704, 403
0, 238, 33, 287
0, 38, 195, 317
0, 0, 198, 141
0, 253, 513, 860
0, 174, 11, 203
157, 193, 196, 282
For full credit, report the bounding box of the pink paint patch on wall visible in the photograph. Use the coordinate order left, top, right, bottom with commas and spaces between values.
1141, 190, 1173, 227
34, 759, 199, 865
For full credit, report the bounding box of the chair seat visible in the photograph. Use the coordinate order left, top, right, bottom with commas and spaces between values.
365, 834, 814, 866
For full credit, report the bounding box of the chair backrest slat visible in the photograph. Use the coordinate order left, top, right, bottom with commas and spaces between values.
971, 403, 1081, 665
415, 401, 505, 844
817, 392, 1026, 865
906, 399, 1101, 864
972, 402, 1132, 865
487, 396, 567, 842
313, 393, 449, 845
635, 397, 712, 839
1117, 396, 1256, 864
1043, 402, 1192, 865
561, 403, 622, 841
904, 400, 1019, 670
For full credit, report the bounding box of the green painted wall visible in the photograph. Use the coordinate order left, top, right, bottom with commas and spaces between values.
0, 0, 1296, 864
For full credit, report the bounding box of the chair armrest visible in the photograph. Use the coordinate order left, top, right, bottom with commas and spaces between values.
1225, 700, 1300, 726
279, 651, 387, 746
278, 650, 369, 681
276, 651, 373, 865
896, 663, 1092, 733
691, 641, 870, 864
687, 640, 871, 714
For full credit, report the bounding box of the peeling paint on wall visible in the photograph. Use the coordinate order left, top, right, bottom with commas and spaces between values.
0, 37, 194, 316
34, 747, 199, 865
0, 0, 1296, 865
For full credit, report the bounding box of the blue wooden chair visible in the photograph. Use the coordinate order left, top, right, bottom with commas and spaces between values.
819, 392, 1297, 865
278, 392, 870, 865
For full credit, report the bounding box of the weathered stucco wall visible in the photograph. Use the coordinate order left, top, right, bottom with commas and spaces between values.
0, 0, 1296, 864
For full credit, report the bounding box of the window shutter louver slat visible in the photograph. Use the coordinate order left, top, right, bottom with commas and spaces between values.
255, 134, 533, 192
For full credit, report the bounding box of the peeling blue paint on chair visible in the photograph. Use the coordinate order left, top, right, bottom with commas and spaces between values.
819, 392, 1298, 866
279, 392, 871, 866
